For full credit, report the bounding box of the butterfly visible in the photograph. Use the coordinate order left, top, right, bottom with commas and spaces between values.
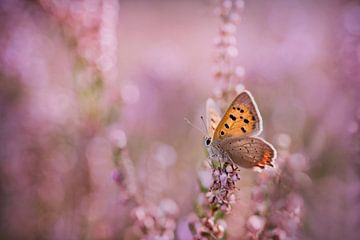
204, 90, 276, 169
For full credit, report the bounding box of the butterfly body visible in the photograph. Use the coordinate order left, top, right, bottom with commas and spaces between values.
205, 91, 276, 169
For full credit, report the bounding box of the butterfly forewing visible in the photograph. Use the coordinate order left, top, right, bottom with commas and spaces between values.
206, 98, 222, 137
213, 91, 262, 141
217, 137, 276, 169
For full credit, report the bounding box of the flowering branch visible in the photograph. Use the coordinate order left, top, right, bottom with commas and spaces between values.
244, 150, 307, 239
190, 161, 240, 239
189, 1, 245, 239
212, 0, 245, 98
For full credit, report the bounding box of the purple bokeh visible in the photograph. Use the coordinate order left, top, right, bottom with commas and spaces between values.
0, 0, 359, 239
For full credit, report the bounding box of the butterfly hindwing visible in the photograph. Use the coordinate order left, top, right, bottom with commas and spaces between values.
206, 98, 222, 137
213, 91, 262, 141
218, 136, 276, 169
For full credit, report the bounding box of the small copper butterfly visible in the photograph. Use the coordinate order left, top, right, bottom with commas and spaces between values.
204, 90, 276, 169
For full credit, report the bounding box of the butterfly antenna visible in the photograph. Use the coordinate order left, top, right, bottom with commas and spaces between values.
184, 117, 206, 135
200, 116, 208, 134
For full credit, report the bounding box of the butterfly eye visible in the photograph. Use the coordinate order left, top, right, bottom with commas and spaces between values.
206, 138, 211, 146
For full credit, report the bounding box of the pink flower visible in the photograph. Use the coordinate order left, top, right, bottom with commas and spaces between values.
246, 215, 266, 234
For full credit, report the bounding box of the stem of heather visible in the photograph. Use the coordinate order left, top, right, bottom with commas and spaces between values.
190, 1, 245, 239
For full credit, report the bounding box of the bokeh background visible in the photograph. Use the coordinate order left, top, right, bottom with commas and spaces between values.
0, 0, 359, 239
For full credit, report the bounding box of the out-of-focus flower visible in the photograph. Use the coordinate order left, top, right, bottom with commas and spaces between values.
246, 215, 265, 235
244, 150, 308, 239
131, 199, 179, 240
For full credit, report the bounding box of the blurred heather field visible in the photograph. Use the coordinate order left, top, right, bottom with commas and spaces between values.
0, 0, 359, 240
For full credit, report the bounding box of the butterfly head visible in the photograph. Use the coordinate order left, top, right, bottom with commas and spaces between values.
203, 136, 212, 147
204, 135, 218, 159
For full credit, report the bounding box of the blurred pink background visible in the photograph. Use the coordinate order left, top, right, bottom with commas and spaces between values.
0, 0, 359, 239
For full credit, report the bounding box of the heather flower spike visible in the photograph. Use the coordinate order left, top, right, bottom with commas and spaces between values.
189, 1, 247, 239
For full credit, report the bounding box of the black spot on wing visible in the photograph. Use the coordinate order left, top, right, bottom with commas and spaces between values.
244, 119, 249, 124
229, 114, 236, 121
224, 123, 229, 129
241, 127, 246, 133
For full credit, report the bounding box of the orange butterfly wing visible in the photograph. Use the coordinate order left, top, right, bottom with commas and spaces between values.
213, 91, 262, 141
218, 137, 276, 169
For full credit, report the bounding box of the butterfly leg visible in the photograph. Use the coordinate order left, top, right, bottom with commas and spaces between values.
226, 156, 237, 166
209, 153, 219, 161
206, 146, 220, 161
218, 151, 237, 166
216, 152, 228, 161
